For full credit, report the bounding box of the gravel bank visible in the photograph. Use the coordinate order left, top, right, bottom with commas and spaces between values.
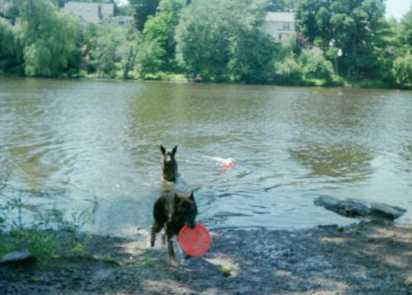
1, 222, 411, 295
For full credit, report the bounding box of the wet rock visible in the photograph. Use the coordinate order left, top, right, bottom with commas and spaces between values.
0, 250, 36, 266
314, 196, 370, 217
370, 202, 407, 220
314, 196, 406, 220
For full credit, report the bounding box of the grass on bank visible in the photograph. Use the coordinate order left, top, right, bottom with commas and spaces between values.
1, 70, 409, 90
0, 229, 90, 263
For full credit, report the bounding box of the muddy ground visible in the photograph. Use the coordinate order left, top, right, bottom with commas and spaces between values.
1, 221, 412, 295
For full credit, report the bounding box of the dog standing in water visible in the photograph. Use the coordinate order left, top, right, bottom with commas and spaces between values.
151, 190, 198, 265
160, 145, 178, 183
151, 145, 198, 265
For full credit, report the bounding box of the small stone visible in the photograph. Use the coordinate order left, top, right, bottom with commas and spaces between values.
221, 265, 232, 277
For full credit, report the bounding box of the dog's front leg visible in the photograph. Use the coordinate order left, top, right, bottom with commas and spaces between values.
167, 238, 178, 266
166, 228, 178, 266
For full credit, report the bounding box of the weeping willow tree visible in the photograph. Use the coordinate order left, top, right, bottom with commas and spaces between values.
0, 18, 22, 73
17, 0, 81, 77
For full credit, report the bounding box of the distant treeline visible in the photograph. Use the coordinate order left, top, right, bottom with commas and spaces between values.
0, 0, 412, 88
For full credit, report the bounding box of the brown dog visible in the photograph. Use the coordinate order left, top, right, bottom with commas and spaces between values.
151, 190, 198, 265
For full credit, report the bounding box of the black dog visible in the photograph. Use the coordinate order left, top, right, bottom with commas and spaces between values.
151, 190, 198, 265
160, 145, 178, 183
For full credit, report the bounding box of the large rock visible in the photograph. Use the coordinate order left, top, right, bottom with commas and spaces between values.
370, 202, 407, 220
314, 196, 370, 218
0, 250, 36, 266
314, 196, 406, 221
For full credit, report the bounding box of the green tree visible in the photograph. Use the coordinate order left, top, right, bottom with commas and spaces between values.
83, 24, 133, 78
228, 27, 277, 83
121, 33, 140, 79
136, 38, 165, 77
266, 0, 297, 12
51, 0, 68, 7
297, 0, 388, 79
141, 0, 185, 72
129, 0, 160, 31
388, 8, 412, 88
17, 0, 81, 77
175, 0, 232, 81
0, 0, 19, 23
372, 17, 399, 85
0, 18, 22, 73
393, 53, 412, 88
399, 9, 412, 48
115, 3, 134, 16
273, 54, 305, 84
301, 49, 334, 81
176, 0, 272, 82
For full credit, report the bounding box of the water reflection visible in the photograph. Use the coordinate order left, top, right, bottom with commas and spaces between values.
1, 78, 412, 235
289, 143, 374, 183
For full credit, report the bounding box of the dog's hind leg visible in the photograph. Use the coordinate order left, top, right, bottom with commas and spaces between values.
150, 222, 163, 247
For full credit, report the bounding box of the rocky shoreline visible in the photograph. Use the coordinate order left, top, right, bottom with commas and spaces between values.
1, 221, 412, 295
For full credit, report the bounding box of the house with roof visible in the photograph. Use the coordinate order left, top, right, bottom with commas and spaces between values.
263, 12, 296, 43
63, 1, 115, 24
63, 1, 134, 28
0, 0, 13, 23
105, 15, 134, 28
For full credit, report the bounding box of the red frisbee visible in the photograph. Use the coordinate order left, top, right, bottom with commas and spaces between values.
178, 224, 212, 257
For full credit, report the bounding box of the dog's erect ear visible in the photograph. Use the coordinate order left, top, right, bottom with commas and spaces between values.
171, 145, 178, 157
189, 191, 195, 201
160, 145, 166, 156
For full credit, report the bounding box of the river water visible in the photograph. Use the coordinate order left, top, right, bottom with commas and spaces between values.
0, 77, 411, 237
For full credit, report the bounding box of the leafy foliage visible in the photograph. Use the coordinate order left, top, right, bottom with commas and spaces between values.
273, 54, 305, 84
0, 0, 411, 88
136, 37, 165, 77
393, 53, 412, 88
17, 0, 81, 77
301, 49, 334, 81
175, 0, 231, 81
140, 0, 186, 71
83, 24, 133, 78
266, 0, 297, 12
399, 9, 412, 47
297, 0, 388, 79
227, 27, 277, 83
129, 0, 160, 31
176, 0, 271, 82
0, 18, 22, 73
